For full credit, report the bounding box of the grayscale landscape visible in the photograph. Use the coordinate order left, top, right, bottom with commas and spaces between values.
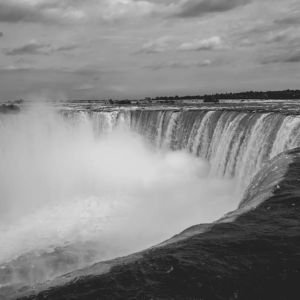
0, 1, 300, 299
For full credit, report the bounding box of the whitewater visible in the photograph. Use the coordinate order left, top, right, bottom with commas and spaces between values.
0, 106, 240, 293
2, 104, 300, 294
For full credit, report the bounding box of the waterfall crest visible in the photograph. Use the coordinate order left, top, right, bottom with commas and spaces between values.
1, 106, 300, 295
65, 109, 300, 187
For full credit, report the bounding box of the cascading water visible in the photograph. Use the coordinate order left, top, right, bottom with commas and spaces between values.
1, 106, 300, 297
0, 106, 239, 296
70, 108, 300, 188
128, 110, 290, 186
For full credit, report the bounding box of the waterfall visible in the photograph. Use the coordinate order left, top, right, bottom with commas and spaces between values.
1, 106, 300, 295
71, 109, 300, 187
0, 108, 242, 293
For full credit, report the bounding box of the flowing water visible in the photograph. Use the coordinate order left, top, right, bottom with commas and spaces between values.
1, 105, 300, 296
66, 108, 300, 187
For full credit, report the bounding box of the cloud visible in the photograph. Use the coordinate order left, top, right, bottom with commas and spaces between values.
0, 65, 36, 72
266, 30, 288, 44
3, 40, 80, 56
55, 44, 80, 52
262, 50, 300, 64
109, 85, 127, 92
144, 60, 212, 70
197, 59, 212, 66
171, 0, 252, 18
136, 36, 225, 54
0, 1, 54, 23
71, 65, 102, 76
0, 0, 89, 24
178, 36, 224, 51
74, 83, 94, 90
14, 57, 36, 65
0, 0, 170, 25
99, 0, 159, 21
4, 40, 51, 56
274, 15, 300, 26
0, 64, 98, 76
148, 62, 190, 70
266, 28, 300, 44
238, 39, 256, 47
135, 36, 174, 54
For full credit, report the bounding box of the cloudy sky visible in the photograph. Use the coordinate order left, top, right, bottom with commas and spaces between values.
0, 0, 299, 101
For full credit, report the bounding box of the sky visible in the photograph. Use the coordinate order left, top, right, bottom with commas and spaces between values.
0, 0, 299, 101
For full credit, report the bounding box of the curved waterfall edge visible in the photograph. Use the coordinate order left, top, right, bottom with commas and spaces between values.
8, 145, 300, 299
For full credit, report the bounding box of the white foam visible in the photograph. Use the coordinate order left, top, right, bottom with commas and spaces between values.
0, 106, 240, 288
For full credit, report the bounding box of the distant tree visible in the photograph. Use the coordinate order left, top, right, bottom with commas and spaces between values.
116, 100, 131, 105
204, 95, 219, 103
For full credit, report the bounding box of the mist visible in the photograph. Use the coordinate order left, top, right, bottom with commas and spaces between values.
0, 106, 241, 290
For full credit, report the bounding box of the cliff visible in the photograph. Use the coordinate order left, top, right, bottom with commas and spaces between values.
9, 147, 300, 300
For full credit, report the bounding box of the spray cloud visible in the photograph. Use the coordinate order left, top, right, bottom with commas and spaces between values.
0, 105, 241, 292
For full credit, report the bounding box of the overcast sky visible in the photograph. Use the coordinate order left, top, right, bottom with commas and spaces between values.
0, 0, 299, 101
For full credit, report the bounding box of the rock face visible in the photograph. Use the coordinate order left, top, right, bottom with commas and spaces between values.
9, 148, 300, 300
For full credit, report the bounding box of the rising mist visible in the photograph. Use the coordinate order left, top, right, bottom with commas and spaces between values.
0, 105, 241, 290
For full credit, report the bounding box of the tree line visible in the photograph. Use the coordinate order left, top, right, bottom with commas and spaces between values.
150, 89, 300, 101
